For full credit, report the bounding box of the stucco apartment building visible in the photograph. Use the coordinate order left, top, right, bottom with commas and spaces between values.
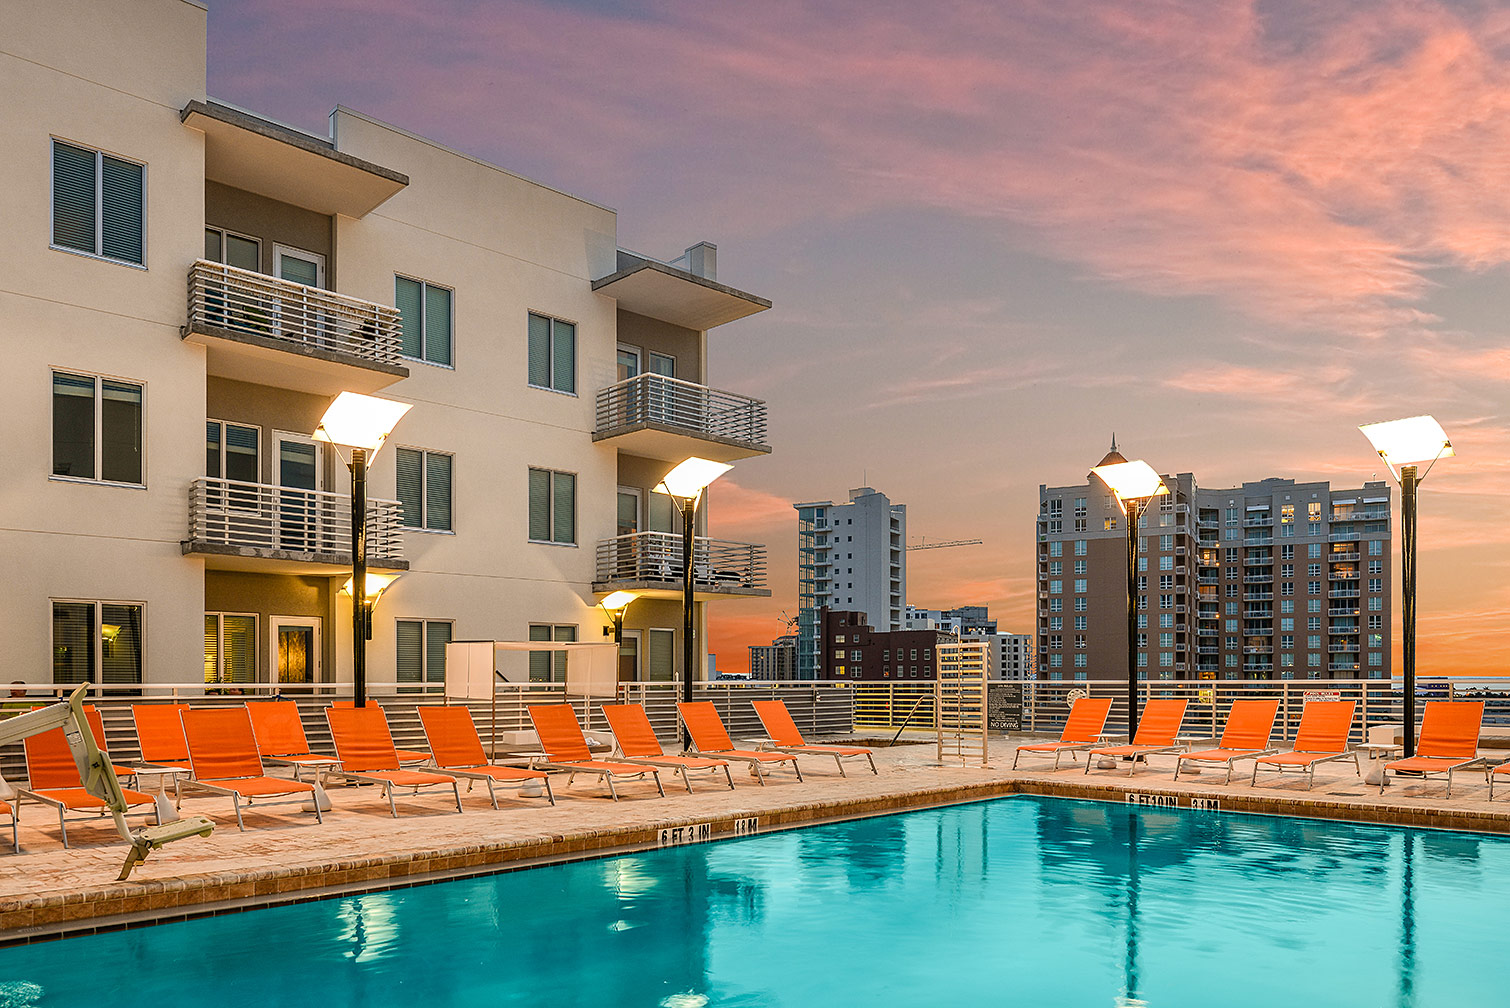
3, 0, 772, 692
1037, 445, 1392, 681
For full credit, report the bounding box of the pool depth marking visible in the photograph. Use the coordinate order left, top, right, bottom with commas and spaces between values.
1125, 793, 1221, 810
658, 817, 759, 847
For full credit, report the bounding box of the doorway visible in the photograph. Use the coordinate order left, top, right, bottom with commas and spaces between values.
271, 616, 322, 684
274, 430, 322, 552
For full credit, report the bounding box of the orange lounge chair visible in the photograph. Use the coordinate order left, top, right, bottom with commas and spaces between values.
1012, 696, 1114, 769
1083, 698, 1190, 776
752, 699, 876, 776
82, 704, 135, 785
1382, 701, 1484, 797
418, 705, 555, 808
527, 704, 665, 800
175, 708, 321, 830
1173, 698, 1281, 783
602, 703, 734, 793
18, 720, 159, 848
330, 701, 428, 763
131, 703, 193, 770
325, 706, 461, 816
1251, 701, 1361, 790
678, 702, 803, 784
246, 701, 340, 781
1488, 760, 1510, 800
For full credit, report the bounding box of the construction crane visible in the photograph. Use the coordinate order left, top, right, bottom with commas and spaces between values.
907, 538, 983, 551
0, 685, 214, 879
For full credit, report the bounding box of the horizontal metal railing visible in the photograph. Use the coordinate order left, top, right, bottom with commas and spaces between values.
187, 259, 403, 366
188, 477, 403, 562
595, 531, 767, 590
595, 373, 768, 447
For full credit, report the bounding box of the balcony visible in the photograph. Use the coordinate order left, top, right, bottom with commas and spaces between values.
1244, 535, 1274, 546
594, 373, 770, 462
1329, 661, 1361, 672
1329, 550, 1360, 562
1243, 516, 1273, 527
593, 531, 769, 598
184, 477, 405, 573
1329, 606, 1360, 617
184, 260, 408, 395
1244, 591, 1273, 601
1243, 573, 1273, 584
1330, 531, 1361, 542
1331, 588, 1362, 598
1243, 645, 1274, 655
1333, 510, 1389, 522
1329, 570, 1360, 581
1244, 556, 1273, 567
1196, 628, 1219, 638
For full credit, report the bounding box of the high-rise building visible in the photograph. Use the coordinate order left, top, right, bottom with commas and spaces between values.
795, 487, 906, 678
4, 0, 773, 692
904, 605, 997, 635
819, 610, 946, 681
749, 635, 797, 680
1036, 444, 1392, 681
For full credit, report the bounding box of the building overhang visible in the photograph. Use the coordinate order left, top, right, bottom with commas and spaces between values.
592, 258, 770, 330
182, 100, 408, 217
590, 423, 770, 463
186, 541, 408, 576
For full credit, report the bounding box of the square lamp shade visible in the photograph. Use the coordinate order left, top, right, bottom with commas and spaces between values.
1359, 415, 1454, 466
314, 392, 412, 456
654, 457, 733, 500
599, 591, 640, 613
340, 572, 402, 602
1091, 459, 1169, 503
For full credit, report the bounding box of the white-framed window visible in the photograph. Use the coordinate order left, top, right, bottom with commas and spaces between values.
396, 447, 453, 532
528, 312, 576, 393
206, 420, 259, 483
397, 619, 452, 685
528, 468, 575, 544
529, 624, 577, 682
52, 370, 143, 485
395, 276, 454, 367
205, 612, 256, 684
204, 226, 260, 272
53, 600, 143, 684
52, 139, 145, 266
645, 628, 676, 681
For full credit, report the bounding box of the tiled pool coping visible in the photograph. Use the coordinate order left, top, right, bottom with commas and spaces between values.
4, 747, 1509, 946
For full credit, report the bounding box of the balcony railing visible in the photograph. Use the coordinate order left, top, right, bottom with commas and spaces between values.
187, 260, 404, 367
187, 477, 403, 563
594, 373, 768, 454
595, 531, 768, 591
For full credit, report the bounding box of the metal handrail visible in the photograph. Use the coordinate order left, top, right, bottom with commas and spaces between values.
188, 477, 403, 561
187, 259, 403, 366
595, 372, 768, 446
595, 531, 767, 589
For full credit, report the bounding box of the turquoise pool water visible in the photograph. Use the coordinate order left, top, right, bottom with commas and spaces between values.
2, 797, 1507, 1006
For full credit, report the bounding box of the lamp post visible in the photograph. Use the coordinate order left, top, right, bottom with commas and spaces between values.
1360, 415, 1454, 758
340, 572, 402, 642
315, 392, 412, 708
1091, 459, 1168, 741
653, 457, 733, 748
598, 591, 641, 644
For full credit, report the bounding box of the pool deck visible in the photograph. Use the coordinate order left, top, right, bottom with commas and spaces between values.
4, 732, 1509, 944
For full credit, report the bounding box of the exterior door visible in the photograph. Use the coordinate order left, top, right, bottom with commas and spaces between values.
273, 245, 326, 343
270, 616, 322, 684
647, 351, 676, 423
275, 431, 321, 551
615, 346, 642, 426
618, 630, 640, 682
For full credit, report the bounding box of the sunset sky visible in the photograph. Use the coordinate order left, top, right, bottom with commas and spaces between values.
208, 0, 1510, 676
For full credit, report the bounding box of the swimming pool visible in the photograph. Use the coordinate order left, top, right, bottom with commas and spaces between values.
2, 796, 1506, 1006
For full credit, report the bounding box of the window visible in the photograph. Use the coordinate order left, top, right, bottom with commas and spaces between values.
206, 420, 258, 483
397, 448, 453, 532
1049, 542, 1062, 557
1368, 652, 1383, 667
397, 619, 452, 685
1308, 563, 1322, 577
1308, 635, 1321, 649
1368, 560, 1383, 575
1368, 615, 1383, 629
204, 613, 255, 684
1074, 655, 1087, 669
1074, 560, 1087, 575
1049, 655, 1062, 669
1159, 594, 1173, 609
1049, 598, 1062, 613
529, 624, 577, 682
528, 468, 575, 544
1368, 540, 1384, 556
1280, 600, 1294, 613
204, 227, 260, 271
1367, 579, 1383, 593
1049, 580, 1062, 594
1159, 632, 1173, 648
1159, 575, 1174, 590
1048, 561, 1062, 576
1074, 635, 1087, 650
1281, 545, 1295, 560
1074, 597, 1088, 612
528, 312, 576, 393
1368, 597, 1383, 611
1280, 634, 1294, 648
1073, 579, 1087, 593
1159, 556, 1173, 571
52, 371, 142, 484
53, 600, 142, 684
1074, 540, 1087, 556
1159, 653, 1173, 667
1309, 581, 1321, 594
1308, 599, 1322, 613
393, 276, 454, 367
1048, 618, 1062, 631
1280, 654, 1295, 667
52, 139, 144, 265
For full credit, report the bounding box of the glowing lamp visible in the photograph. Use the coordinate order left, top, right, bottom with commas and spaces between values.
1359, 416, 1454, 468
340, 572, 402, 605
599, 591, 640, 614
653, 457, 732, 501
314, 392, 412, 459
1091, 460, 1169, 505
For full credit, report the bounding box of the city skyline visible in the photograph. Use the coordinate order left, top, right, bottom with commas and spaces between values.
206, 1, 1510, 675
